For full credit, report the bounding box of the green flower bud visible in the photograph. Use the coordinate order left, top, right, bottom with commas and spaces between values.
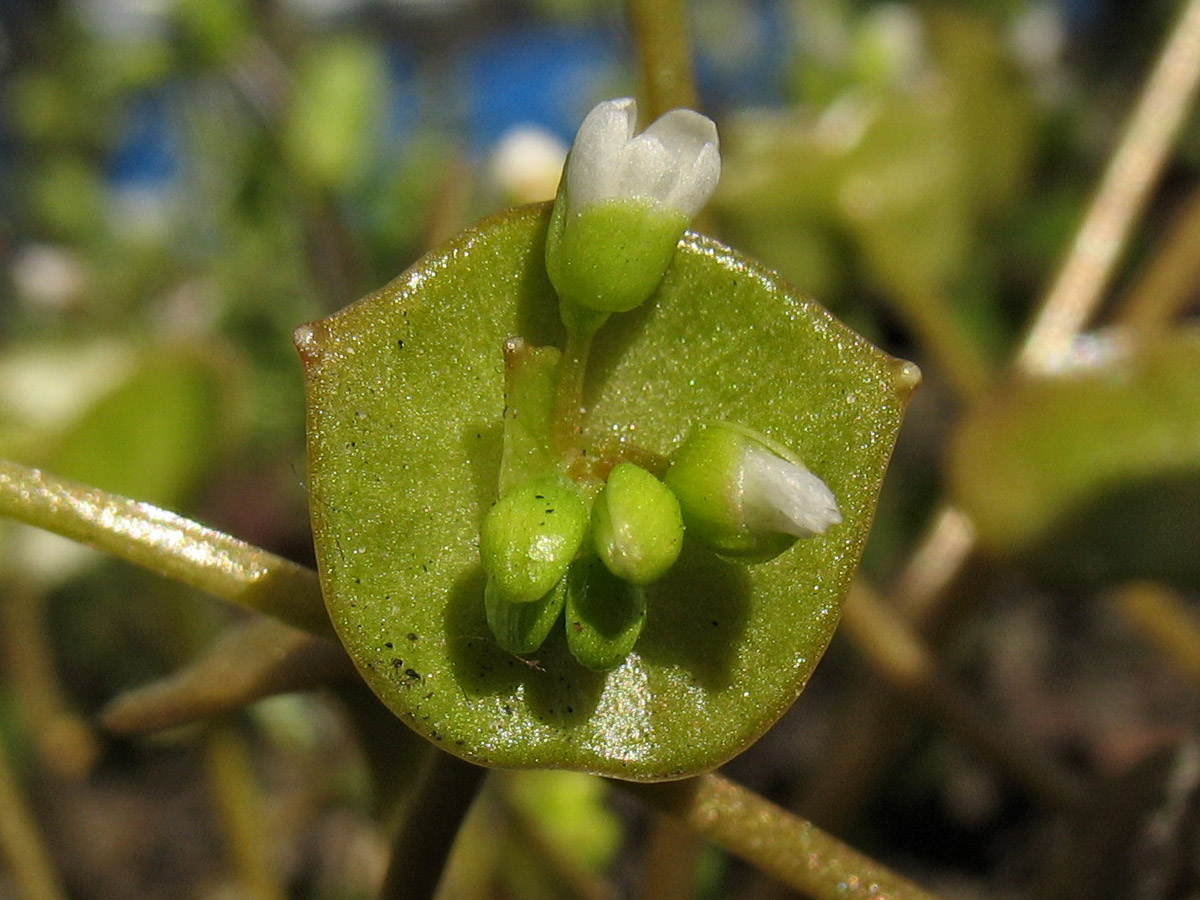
546, 97, 720, 315
485, 574, 566, 656
565, 558, 647, 672
592, 463, 684, 585
664, 423, 842, 561
480, 474, 588, 604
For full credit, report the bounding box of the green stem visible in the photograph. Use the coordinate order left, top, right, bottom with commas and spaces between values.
0, 740, 68, 900
495, 776, 620, 900
626, 0, 698, 121
377, 751, 486, 900
100, 618, 354, 735
206, 722, 288, 900
0, 460, 333, 641
1115, 179, 1200, 336
625, 0, 719, 236
0, 577, 99, 778
553, 323, 600, 462
1115, 582, 1200, 687
627, 773, 944, 900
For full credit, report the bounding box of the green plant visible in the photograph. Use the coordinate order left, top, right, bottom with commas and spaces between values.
6, 1, 1200, 898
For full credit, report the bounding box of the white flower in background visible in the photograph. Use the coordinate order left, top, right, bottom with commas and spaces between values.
488, 126, 569, 205
665, 422, 841, 561
545, 97, 721, 316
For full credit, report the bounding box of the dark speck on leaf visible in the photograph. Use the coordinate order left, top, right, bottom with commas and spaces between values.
408, 633, 418, 641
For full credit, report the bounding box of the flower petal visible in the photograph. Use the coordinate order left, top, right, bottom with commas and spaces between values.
643, 108, 720, 217
740, 443, 842, 537
566, 97, 637, 209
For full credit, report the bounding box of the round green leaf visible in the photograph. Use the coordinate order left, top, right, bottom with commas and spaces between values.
950, 331, 1200, 588
297, 203, 917, 780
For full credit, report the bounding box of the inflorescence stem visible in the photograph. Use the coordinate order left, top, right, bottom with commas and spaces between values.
552, 321, 600, 463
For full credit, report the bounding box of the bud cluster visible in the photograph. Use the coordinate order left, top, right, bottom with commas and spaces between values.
481, 425, 840, 669
478, 98, 842, 670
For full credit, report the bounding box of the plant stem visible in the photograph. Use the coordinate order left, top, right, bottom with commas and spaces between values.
0, 577, 99, 778
841, 583, 1086, 812
887, 281, 992, 403
0, 460, 333, 641
100, 617, 354, 735
625, 0, 720, 237
888, 504, 977, 626
377, 751, 486, 900
1114, 179, 1200, 335
495, 776, 620, 900
638, 813, 701, 900
206, 722, 288, 900
626, 0, 698, 122
627, 773, 944, 900
553, 324, 599, 461
814, 1, 1200, 829
1114, 582, 1200, 687
1018, 0, 1200, 371
0, 740, 68, 900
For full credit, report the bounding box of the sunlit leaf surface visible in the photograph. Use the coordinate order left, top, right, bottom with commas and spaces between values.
298, 204, 916, 779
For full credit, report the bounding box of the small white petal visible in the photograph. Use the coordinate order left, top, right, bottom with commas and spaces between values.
566, 98, 637, 209
620, 130, 675, 201
642, 109, 720, 216
739, 443, 842, 537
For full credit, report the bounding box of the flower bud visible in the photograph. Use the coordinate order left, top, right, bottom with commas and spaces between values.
485, 573, 566, 656
546, 97, 720, 315
664, 423, 842, 561
565, 557, 647, 672
592, 463, 683, 585
480, 474, 588, 604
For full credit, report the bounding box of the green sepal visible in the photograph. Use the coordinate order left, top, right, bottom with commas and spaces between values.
546, 190, 689, 316
480, 474, 588, 605
485, 574, 567, 656
593, 462, 684, 585
565, 557, 647, 671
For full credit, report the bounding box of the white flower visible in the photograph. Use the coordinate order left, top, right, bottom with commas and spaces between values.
564, 97, 720, 219
545, 98, 721, 316
488, 125, 569, 205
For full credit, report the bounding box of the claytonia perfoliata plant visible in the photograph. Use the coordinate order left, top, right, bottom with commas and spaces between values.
480, 98, 842, 670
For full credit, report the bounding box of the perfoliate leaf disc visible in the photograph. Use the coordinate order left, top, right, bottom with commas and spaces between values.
298, 203, 917, 780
